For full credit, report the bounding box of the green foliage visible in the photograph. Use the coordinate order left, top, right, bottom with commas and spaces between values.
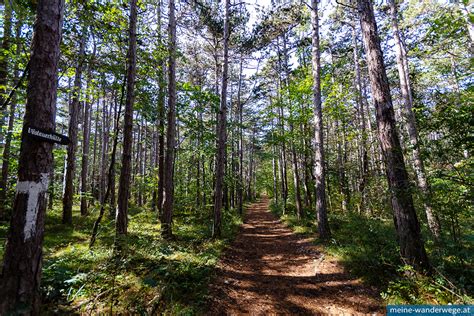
271, 200, 473, 305
1, 202, 243, 314
382, 265, 472, 305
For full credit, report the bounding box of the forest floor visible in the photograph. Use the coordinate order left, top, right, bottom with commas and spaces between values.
207, 198, 384, 315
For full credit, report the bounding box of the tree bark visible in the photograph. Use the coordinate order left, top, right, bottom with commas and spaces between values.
116, 0, 138, 237
238, 65, 244, 215
157, 57, 166, 215
154, 0, 166, 214
0, 0, 12, 146
0, 0, 64, 313
311, 0, 331, 239
0, 19, 21, 218
388, 0, 441, 240
62, 28, 87, 225
351, 20, 369, 213
213, 0, 230, 238
80, 68, 93, 216
91, 102, 99, 198
161, 0, 177, 239
100, 97, 110, 204
357, 0, 429, 270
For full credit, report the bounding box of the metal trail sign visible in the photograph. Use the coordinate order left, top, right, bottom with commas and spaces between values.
26, 126, 70, 145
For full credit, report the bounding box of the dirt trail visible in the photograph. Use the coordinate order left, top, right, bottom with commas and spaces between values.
207, 198, 383, 315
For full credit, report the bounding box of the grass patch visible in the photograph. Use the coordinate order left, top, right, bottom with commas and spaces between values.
0, 201, 243, 314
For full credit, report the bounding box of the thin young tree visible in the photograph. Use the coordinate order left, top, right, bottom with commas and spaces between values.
62, 27, 87, 225
0, 0, 65, 313
161, 0, 177, 239
350, 17, 369, 213
357, 0, 429, 270
213, 0, 230, 238
388, 0, 441, 239
311, 0, 331, 239
0, 0, 12, 144
80, 65, 93, 216
155, 0, 166, 216
116, 0, 138, 237
0, 19, 22, 219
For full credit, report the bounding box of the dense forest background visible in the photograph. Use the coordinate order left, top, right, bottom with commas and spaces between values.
0, 0, 472, 314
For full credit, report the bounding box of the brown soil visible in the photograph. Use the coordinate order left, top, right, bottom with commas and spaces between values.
207, 198, 384, 315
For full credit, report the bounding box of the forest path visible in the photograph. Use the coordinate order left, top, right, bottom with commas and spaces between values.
207, 198, 383, 315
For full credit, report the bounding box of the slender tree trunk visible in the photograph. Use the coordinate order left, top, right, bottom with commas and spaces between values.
89, 72, 125, 249
161, 0, 177, 238
0, 20, 21, 218
358, 0, 429, 270
247, 132, 254, 200
157, 57, 166, 215
238, 87, 244, 214
116, 0, 138, 237
0, 0, 12, 146
271, 106, 279, 205
80, 71, 92, 216
282, 33, 303, 218
62, 29, 87, 225
237, 56, 244, 214
311, 0, 330, 239
272, 143, 279, 204
100, 97, 110, 203
278, 104, 288, 211
336, 119, 349, 211
91, 102, 99, 198
110, 85, 123, 212
213, 0, 230, 238
388, 0, 441, 239
303, 126, 313, 208
352, 20, 369, 213
290, 122, 303, 218
0, 1, 64, 313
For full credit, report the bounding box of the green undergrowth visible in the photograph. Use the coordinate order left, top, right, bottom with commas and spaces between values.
269, 199, 473, 305
0, 202, 243, 314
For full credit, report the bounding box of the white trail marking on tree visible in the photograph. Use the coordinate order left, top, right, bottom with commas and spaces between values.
16, 173, 50, 241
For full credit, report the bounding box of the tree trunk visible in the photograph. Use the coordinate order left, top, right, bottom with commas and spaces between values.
278, 103, 288, 211
336, 118, 349, 212
91, 102, 99, 198
213, 0, 230, 238
100, 97, 110, 204
0, 19, 21, 218
388, 0, 441, 240
290, 122, 303, 219
238, 87, 244, 214
89, 72, 125, 249
116, 0, 138, 237
161, 0, 177, 239
62, 28, 87, 225
271, 107, 279, 205
0, 0, 64, 313
352, 20, 369, 213
311, 0, 331, 239
358, 0, 429, 270
110, 84, 124, 212
80, 69, 92, 216
157, 56, 166, 215
0, 0, 12, 146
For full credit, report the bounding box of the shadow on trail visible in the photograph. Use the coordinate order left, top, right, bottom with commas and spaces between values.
207, 198, 382, 315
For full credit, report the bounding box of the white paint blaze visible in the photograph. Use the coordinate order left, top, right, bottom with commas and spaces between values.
16, 173, 50, 241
